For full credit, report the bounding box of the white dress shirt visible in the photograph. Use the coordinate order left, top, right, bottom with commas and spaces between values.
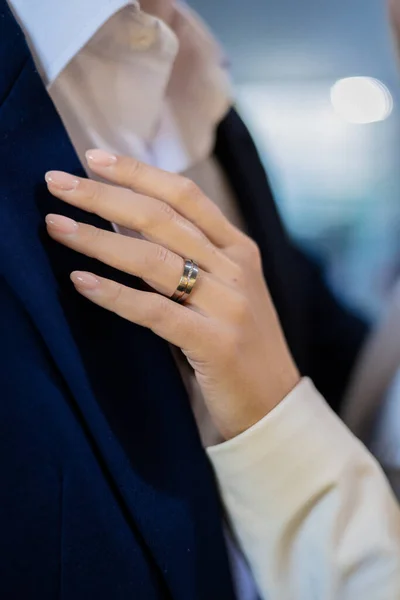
8, 0, 400, 598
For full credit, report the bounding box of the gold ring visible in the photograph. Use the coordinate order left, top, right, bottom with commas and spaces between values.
171, 259, 199, 304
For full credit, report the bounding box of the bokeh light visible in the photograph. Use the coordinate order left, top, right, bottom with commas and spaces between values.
330, 77, 393, 124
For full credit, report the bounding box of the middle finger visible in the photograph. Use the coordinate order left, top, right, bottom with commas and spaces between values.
45, 171, 237, 279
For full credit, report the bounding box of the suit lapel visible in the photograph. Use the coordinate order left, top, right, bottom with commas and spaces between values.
0, 45, 174, 587
215, 110, 303, 359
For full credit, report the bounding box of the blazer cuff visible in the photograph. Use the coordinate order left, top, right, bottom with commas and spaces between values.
206, 378, 372, 518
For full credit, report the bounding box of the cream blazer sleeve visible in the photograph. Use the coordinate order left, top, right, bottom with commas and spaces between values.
207, 378, 400, 600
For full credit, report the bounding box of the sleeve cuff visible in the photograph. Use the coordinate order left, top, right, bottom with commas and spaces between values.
207, 378, 400, 598
206, 378, 372, 511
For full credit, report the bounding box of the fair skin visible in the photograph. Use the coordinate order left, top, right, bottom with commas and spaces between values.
45, 149, 300, 441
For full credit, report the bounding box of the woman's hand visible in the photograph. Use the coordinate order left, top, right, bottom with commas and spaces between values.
45, 150, 300, 440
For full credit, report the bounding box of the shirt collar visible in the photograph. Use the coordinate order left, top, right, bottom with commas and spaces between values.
8, 0, 137, 85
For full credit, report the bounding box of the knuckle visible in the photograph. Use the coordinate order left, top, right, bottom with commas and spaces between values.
204, 240, 219, 256
234, 236, 262, 268
244, 238, 262, 264
85, 181, 104, 210
74, 179, 106, 213
83, 226, 108, 258
133, 208, 152, 233
125, 157, 142, 181
90, 225, 108, 243
139, 201, 178, 234
152, 244, 173, 267
158, 200, 178, 222
145, 295, 169, 328
176, 177, 203, 207
110, 283, 125, 309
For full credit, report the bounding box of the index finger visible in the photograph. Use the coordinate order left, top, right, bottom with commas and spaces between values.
85, 149, 243, 248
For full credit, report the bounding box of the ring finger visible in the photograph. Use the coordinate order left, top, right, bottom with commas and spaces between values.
45, 214, 232, 316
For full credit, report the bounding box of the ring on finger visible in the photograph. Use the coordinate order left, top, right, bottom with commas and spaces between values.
171, 259, 199, 304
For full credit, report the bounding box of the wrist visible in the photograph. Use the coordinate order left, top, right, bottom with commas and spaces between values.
220, 355, 301, 442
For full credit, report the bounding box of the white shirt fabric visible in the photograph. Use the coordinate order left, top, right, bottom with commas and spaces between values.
8, 0, 400, 598
11, 0, 232, 173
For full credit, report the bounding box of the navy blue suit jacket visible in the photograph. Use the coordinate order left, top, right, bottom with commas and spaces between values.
0, 2, 367, 598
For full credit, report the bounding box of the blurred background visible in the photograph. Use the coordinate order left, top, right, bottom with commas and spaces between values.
189, 0, 400, 319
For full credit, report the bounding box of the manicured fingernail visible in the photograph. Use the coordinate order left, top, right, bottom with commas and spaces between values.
45, 171, 79, 191
86, 149, 117, 167
45, 214, 79, 234
71, 271, 100, 291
